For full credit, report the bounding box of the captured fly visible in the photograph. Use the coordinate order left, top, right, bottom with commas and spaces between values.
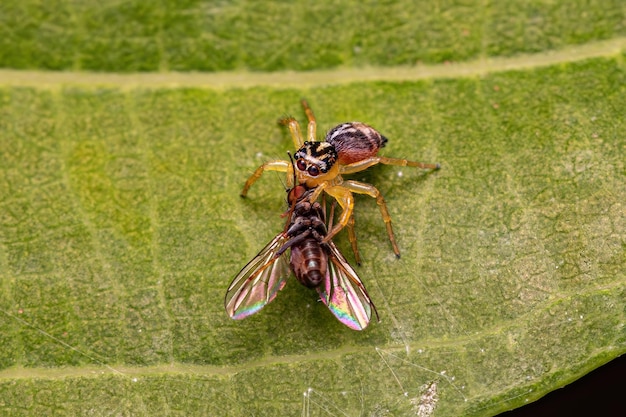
225, 185, 378, 330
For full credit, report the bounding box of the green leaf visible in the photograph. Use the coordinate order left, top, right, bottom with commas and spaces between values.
0, 0, 624, 71
0, 1, 625, 416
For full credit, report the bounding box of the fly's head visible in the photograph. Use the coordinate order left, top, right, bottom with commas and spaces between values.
293, 141, 339, 187
287, 184, 308, 206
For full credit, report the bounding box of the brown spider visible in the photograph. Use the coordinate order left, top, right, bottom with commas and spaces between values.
241, 100, 439, 262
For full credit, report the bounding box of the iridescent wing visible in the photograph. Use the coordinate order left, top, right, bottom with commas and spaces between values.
225, 234, 291, 319
316, 241, 378, 330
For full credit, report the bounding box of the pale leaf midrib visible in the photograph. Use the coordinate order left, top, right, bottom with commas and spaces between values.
0, 280, 622, 382
0, 38, 623, 90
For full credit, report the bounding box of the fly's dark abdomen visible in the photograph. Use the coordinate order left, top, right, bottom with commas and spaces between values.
290, 239, 327, 288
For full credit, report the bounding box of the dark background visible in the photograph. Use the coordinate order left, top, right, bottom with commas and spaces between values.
500, 354, 625, 416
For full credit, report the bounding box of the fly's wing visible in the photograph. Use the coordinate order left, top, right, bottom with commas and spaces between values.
316, 241, 378, 331
225, 234, 290, 319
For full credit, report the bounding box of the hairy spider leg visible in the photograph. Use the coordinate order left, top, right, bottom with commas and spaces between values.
242, 101, 317, 198
326, 191, 361, 265
278, 116, 306, 148
346, 211, 361, 265
300, 99, 317, 143
277, 99, 317, 148
343, 180, 401, 258
240, 160, 292, 197
340, 156, 441, 175
312, 180, 402, 257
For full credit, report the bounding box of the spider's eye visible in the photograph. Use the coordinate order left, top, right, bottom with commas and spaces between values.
296, 159, 307, 172
307, 166, 320, 176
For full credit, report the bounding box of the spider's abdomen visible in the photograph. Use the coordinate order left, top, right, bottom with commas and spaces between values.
326, 122, 388, 165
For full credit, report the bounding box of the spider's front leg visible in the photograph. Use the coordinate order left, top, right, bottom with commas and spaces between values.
320, 185, 355, 244
325, 190, 361, 265
278, 99, 317, 148
317, 182, 398, 259
240, 160, 291, 197
300, 99, 317, 143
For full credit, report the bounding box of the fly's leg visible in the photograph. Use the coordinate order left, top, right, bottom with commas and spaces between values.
240, 160, 291, 197
340, 156, 440, 175
343, 180, 401, 258
301, 99, 317, 143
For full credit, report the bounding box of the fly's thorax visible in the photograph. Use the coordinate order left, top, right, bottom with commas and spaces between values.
294, 141, 338, 186
286, 213, 326, 237
325, 122, 388, 165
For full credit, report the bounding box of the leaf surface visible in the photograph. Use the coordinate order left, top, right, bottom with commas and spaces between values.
0, 1, 625, 416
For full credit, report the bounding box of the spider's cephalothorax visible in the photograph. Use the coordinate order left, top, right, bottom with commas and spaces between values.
240, 100, 440, 260
293, 141, 338, 182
